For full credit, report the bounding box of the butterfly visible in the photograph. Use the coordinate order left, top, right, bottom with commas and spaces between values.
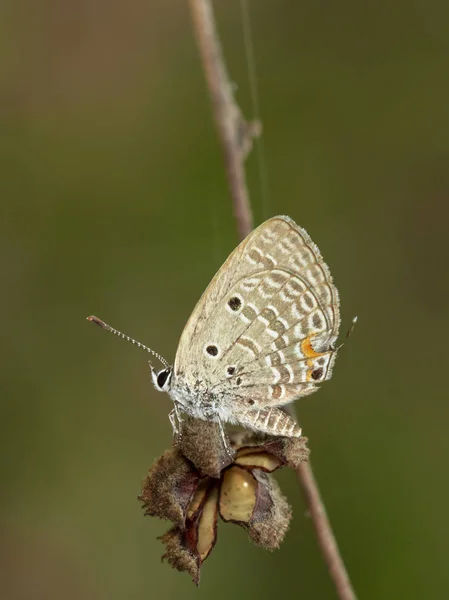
88, 215, 341, 451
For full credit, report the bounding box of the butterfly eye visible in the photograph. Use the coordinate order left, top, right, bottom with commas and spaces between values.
156, 368, 171, 389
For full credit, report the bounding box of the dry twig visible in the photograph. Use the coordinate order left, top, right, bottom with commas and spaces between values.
187, 1, 357, 599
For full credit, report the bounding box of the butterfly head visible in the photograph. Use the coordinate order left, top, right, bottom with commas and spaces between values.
151, 367, 173, 392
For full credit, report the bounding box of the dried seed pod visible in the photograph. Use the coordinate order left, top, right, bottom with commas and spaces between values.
140, 420, 309, 584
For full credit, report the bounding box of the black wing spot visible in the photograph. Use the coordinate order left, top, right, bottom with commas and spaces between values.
248, 399, 255, 406
311, 368, 324, 381
206, 344, 219, 357
228, 296, 242, 311
236, 377, 242, 385
227, 366, 236, 376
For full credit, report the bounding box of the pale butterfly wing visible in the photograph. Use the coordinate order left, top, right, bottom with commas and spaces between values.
173, 215, 340, 410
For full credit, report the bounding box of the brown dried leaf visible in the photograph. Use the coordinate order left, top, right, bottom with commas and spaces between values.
139, 449, 199, 528
195, 484, 219, 560
247, 471, 292, 550
179, 417, 234, 478
159, 528, 201, 586
262, 435, 310, 469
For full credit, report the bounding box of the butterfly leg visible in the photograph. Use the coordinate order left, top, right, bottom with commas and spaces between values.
217, 416, 234, 458
237, 406, 302, 438
168, 402, 184, 445
168, 408, 179, 436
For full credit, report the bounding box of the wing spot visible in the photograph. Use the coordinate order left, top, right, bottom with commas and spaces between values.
311, 368, 324, 381
278, 317, 289, 329
258, 306, 278, 323
267, 305, 280, 317
237, 336, 261, 357
257, 286, 271, 299
264, 253, 277, 267
271, 338, 287, 351
304, 293, 315, 309
294, 343, 304, 358
281, 236, 296, 252
228, 296, 242, 311
240, 277, 260, 292
241, 304, 259, 322
297, 246, 315, 267
261, 231, 276, 243
285, 279, 305, 297
272, 367, 281, 384
205, 344, 219, 357
269, 352, 282, 366
247, 247, 264, 264
291, 302, 304, 320
270, 384, 284, 400
312, 312, 324, 330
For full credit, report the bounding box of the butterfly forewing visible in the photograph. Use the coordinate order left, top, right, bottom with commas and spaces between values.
173, 216, 340, 415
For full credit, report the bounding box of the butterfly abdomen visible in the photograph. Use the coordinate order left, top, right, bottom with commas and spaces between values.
236, 406, 302, 437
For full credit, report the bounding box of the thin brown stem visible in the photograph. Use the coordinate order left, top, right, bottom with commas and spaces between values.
187, 1, 357, 599
188, 0, 256, 240
296, 460, 356, 600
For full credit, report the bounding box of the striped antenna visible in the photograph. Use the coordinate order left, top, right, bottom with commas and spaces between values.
87, 315, 170, 369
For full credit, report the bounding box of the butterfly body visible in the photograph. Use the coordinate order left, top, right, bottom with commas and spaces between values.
168, 373, 234, 422
167, 372, 304, 438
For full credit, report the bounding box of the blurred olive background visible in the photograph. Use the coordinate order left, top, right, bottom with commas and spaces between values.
2, 1, 449, 598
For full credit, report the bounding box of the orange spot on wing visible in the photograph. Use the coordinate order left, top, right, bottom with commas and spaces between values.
301, 336, 323, 359
301, 336, 325, 382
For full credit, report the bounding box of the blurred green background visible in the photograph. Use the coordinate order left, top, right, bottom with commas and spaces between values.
2, 1, 449, 598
